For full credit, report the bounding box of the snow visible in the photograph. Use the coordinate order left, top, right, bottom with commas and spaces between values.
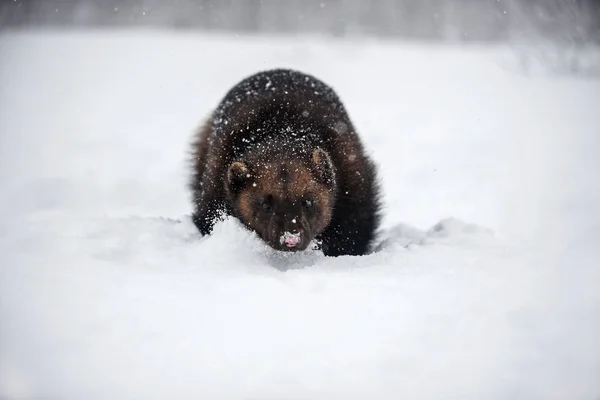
1, 29, 599, 399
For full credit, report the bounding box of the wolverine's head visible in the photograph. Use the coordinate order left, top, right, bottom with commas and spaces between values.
225, 147, 337, 252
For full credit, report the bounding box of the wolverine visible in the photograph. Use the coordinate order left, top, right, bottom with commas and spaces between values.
189, 68, 381, 256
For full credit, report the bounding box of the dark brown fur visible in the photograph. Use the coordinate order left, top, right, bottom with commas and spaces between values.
189, 68, 381, 256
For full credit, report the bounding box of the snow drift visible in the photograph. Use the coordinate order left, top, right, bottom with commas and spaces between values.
0, 30, 599, 399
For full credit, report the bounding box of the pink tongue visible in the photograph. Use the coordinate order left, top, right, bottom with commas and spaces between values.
284, 236, 300, 247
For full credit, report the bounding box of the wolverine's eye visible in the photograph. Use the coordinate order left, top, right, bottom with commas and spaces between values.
261, 195, 273, 212
303, 198, 314, 209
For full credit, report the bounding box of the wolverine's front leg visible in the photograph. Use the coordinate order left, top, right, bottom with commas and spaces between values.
318, 199, 379, 257
191, 193, 227, 236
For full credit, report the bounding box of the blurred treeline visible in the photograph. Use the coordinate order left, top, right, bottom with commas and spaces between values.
1, 0, 599, 44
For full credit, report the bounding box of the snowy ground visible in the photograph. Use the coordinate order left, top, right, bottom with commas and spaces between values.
0, 29, 599, 399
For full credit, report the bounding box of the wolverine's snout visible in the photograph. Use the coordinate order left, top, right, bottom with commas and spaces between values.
281, 231, 301, 248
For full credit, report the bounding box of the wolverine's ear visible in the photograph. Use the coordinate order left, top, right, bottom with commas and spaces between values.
226, 161, 252, 195
311, 148, 335, 187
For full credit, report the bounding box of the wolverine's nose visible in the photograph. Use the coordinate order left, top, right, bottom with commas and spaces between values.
280, 231, 301, 248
